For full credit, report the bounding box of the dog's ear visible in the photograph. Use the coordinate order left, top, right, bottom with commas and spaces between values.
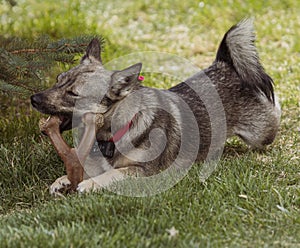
108, 63, 142, 99
81, 38, 102, 64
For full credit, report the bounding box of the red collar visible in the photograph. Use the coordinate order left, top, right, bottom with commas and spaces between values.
108, 118, 134, 143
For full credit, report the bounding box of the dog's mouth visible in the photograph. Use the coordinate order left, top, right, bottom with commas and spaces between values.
58, 114, 73, 133
40, 114, 81, 135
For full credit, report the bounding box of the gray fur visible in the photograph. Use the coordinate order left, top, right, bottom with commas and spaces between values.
31, 19, 281, 192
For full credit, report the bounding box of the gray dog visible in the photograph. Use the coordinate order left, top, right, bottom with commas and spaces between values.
31, 19, 281, 193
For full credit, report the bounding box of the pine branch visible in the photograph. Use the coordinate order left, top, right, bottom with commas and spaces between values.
0, 35, 104, 97
1, 0, 17, 7
9, 42, 87, 55
0, 79, 30, 95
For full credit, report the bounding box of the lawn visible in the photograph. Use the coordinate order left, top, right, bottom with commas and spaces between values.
0, 0, 299, 247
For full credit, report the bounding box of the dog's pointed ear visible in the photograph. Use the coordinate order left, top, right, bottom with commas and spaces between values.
81, 38, 102, 64
108, 63, 142, 99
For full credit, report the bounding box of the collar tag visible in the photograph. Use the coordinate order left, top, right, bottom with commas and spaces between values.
90, 116, 135, 158
91, 140, 115, 158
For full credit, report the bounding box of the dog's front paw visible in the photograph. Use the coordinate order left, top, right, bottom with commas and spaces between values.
50, 175, 71, 196
77, 178, 98, 193
77, 169, 125, 193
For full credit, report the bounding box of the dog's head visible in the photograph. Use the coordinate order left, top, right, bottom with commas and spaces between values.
31, 38, 142, 132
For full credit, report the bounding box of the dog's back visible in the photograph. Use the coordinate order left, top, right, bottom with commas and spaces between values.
171, 19, 281, 150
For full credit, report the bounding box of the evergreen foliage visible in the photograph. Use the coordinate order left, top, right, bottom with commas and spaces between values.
0, 35, 104, 97
1, 0, 17, 7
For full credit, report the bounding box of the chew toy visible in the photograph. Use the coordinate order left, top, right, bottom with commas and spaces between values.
39, 113, 104, 192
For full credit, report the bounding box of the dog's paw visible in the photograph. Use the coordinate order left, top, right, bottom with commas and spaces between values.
50, 175, 71, 196
77, 170, 125, 193
77, 178, 98, 193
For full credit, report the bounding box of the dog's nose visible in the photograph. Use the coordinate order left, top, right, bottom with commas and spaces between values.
31, 93, 43, 108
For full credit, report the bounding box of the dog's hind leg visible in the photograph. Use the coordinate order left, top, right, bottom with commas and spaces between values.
234, 99, 281, 149
235, 127, 278, 149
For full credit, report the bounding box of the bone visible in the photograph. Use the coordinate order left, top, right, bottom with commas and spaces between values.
39, 113, 104, 192
76, 113, 104, 162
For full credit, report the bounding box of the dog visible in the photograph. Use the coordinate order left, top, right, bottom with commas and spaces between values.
31, 19, 281, 194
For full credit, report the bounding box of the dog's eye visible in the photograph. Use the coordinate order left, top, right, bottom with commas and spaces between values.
67, 91, 79, 97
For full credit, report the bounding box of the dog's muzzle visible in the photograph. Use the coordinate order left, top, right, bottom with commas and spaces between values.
31, 93, 74, 133
30, 93, 43, 110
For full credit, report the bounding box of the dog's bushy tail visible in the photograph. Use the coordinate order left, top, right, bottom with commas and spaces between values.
216, 18, 274, 104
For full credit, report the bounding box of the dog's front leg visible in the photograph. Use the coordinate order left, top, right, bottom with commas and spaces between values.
77, 167, 144, 193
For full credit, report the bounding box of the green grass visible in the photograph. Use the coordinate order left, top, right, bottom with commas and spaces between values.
0, 0, 299, 247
